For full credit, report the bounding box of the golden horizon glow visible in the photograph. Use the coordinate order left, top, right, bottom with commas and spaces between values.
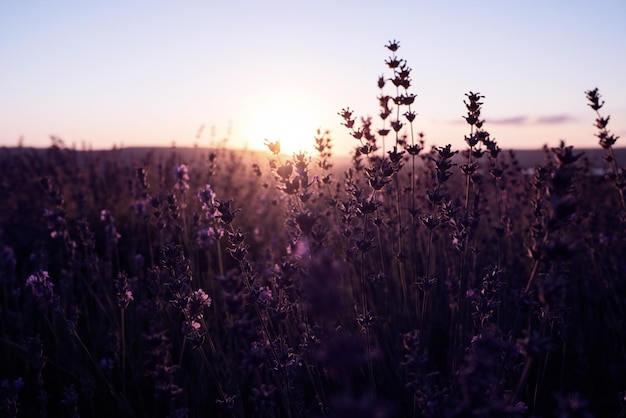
241, 95, 322, 156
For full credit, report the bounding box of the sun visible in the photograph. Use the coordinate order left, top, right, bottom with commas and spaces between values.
242, 96, 321, 156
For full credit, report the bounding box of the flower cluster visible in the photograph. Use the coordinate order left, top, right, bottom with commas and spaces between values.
114, 271, 134, 309
25, 271, 57, 311
173, 163, 190, 192
181, 289, 212, 347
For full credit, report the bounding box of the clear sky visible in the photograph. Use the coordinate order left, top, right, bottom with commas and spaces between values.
1, 0, 625, 155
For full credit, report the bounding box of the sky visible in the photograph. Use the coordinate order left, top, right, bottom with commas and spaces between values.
1, 0, 625, 156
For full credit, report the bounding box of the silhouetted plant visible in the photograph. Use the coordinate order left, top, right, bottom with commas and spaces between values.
0, 41, 624, 418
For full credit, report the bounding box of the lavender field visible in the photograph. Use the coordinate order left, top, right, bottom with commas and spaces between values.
1, 42, 625, 417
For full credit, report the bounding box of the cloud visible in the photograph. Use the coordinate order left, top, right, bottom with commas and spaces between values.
534, 114, 578, 125
488, 116, 528, 125
447, 114, 578, 126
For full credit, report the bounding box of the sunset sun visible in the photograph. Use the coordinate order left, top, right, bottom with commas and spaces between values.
242, 94, 321, 156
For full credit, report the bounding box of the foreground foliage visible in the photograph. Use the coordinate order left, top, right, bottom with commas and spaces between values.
1, 41, 625, 417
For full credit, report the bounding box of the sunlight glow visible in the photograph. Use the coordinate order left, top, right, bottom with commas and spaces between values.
242, 96, 321, 156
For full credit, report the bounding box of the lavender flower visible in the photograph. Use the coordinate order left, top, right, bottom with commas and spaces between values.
180, 289, 212, 348
198, 184, 216, 212
114, 271, 134, 309
173, 164, 190, 192
183, 289, 212, 324
25, 271, 57, 310
196, 226, 222, 248
100, 210, 121, 244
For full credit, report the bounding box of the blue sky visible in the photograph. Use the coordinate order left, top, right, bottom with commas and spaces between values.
1, 1, 625, 155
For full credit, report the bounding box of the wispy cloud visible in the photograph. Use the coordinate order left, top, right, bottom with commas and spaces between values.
447, 114, 579, 126
489, 116, 528, 125
535, 114, 578, 125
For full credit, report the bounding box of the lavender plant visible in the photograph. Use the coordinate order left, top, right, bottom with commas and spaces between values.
0, 41, 624, 418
